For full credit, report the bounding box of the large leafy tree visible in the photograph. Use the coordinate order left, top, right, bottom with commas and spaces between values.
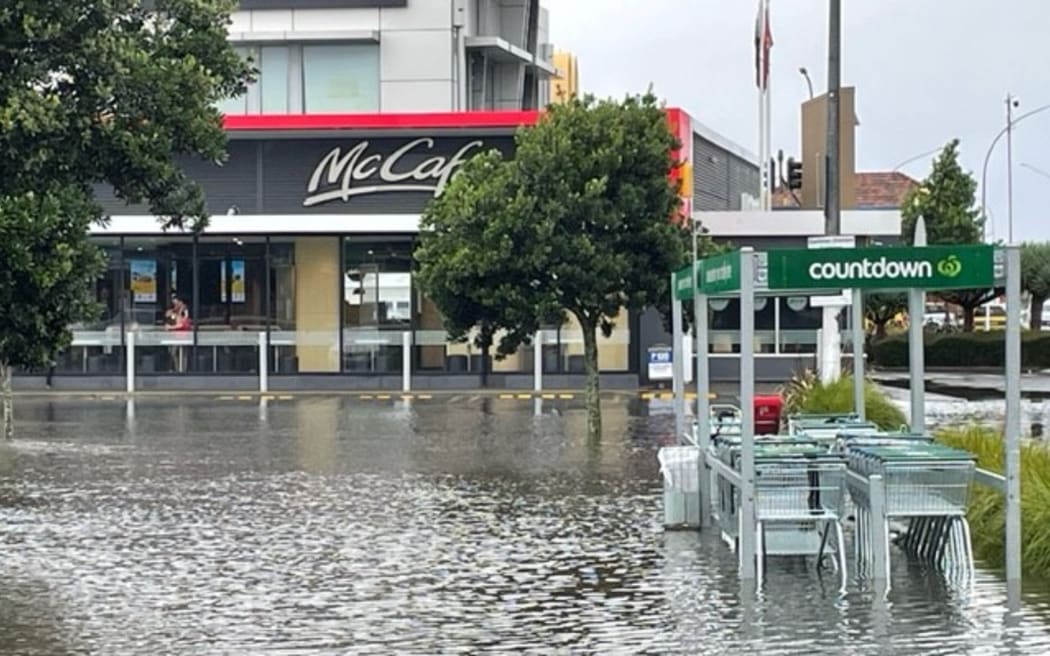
416, 151, 559, 386
864, 292, 906, 339
514, 93, 688, 439
413, 92, 684, 436
0, 0, 252, 438
901, 139, 994, 330
1022, 242, 1050, 331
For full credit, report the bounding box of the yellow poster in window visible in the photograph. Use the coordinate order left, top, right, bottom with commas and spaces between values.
129, 259, 157, 303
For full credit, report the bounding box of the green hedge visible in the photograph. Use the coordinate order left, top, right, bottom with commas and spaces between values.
938, 426, 1050, 576
870, 332, 1050, 368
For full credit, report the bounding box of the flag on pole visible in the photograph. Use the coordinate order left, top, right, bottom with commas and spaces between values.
754, 0, 773, 90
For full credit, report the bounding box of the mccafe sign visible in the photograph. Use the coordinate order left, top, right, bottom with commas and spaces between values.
303, 137, 488, 208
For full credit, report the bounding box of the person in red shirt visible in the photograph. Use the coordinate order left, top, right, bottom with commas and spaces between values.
165, 293, 192, 371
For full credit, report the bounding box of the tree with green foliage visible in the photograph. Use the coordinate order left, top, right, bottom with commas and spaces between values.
864, 292, 906, 338
1022, 242, 1050, 331
416, 151, 560, 386
418, 93, 689, 439
0, 0, 253, 438
901, 139, 995, 330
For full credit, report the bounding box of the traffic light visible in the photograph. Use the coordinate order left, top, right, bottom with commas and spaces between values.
786, 157, 803, 190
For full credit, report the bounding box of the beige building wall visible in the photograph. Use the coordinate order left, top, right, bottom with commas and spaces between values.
550, 51, 579, 104
294, 237, 340, 372
561, 308, 630, 371
800, 86, 857, 210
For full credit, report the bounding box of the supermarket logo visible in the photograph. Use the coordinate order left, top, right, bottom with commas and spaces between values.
937, 255, 962, 278
807, 257, 935, 282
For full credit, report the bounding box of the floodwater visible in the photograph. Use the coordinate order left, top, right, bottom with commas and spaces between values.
2, 396, 1050, 655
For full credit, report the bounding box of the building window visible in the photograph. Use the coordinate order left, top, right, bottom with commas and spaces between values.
303, 44, 380, 112
217, 46, 251, 114
122, 237, 196, 374
779, 297, 823, 354
259, 45, 291, 113
343, 238, 412, 373
195, 237, 268, 373
709, 298, 776, 354
58, 238, 125, 375
217, 42, 379, 115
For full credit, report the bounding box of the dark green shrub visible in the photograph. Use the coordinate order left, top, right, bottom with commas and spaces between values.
869, 332, 1050, 369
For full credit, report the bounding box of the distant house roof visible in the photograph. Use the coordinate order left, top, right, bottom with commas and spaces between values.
772, 171, 918, 210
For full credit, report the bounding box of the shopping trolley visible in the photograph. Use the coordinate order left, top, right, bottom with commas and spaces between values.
845, 441, 976, 586
711, 435, 849, 591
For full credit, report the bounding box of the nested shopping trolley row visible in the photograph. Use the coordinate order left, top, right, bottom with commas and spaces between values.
661, 411, 977, 591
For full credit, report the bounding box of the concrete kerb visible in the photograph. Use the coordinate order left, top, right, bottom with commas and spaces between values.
8, 389, 703, 402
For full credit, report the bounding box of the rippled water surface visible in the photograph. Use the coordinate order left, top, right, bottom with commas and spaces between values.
3, 396, 1050, 655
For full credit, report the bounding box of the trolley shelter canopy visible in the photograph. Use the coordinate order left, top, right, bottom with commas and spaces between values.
674, 244, 1000, 300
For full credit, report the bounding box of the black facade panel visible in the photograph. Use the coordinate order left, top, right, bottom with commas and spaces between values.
97, 134, 516, 217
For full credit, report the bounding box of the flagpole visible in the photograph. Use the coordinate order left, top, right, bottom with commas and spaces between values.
757, 0, 767, 210
764, 0, 773, 211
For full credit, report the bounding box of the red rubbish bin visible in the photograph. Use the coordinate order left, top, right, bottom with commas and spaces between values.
754, 395, 783, 435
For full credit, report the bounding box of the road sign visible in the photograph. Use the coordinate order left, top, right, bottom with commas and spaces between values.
674, 263, 697, 301
647, 345, 673, 381
767, 245, 995, 291
700, 251, 741, 295
807, 235, 856, 250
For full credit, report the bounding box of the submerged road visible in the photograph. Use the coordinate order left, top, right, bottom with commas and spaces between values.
1, 396, 1049, 654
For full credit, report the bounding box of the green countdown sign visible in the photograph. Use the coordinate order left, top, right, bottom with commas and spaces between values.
766, 245, 995, 291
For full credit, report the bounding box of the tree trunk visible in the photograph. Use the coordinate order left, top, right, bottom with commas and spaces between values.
963, 306, 975, 332
1, 361, 12, 441
874, 319, 888, 339
1030, 296, 1046, 332
478, 323, 493, 388
578, 314, 601, 441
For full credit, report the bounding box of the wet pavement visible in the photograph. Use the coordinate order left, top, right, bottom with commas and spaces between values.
2, 396, 1050, 654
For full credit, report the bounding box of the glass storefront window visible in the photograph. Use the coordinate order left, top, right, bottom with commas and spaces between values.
709, 298, 776, 353
303, 44, 380, 112
123, 237, 195, 374
58, 238, 124, 374
267, 240, 298, 373
195, 237, 267, 373
779, 296, 824, 354
343, 238, 412, 373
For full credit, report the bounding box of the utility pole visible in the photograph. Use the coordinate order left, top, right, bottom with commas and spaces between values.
818, 0, 844, 384
825, 0, 841, 236
1006, 94, 1017, 244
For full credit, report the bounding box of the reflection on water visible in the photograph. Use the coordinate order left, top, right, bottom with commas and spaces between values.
1, 397, 1050, 654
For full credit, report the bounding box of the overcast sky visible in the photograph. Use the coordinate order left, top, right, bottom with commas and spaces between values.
544, 0, 1050, 241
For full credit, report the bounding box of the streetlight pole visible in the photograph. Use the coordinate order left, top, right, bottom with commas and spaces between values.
980, 102, 1050, 242
1006, 94, 1017, 244
891, 147, 942, 172
799, 67, 814, 99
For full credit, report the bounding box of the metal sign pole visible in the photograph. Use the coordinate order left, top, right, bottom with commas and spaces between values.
739, 248, 757, 580
908, 219, 928, 434
696, 284, 712, 529
671, 273, 686, 442
1005, 245, 1022, 583
851, 288, 865, 420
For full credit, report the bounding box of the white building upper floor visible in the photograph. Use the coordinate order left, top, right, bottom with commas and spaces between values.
223, 0, 556, 115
